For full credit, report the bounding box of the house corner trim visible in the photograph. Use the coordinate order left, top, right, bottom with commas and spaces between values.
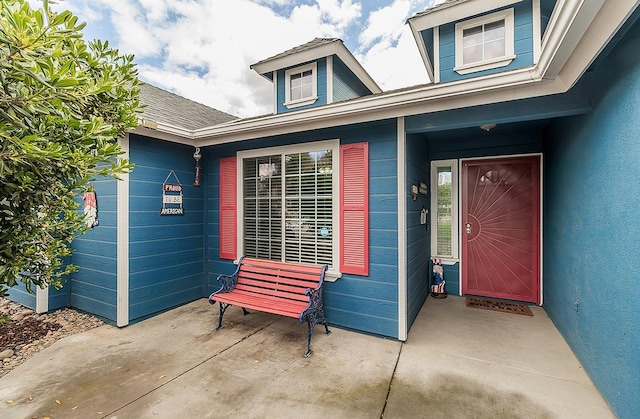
117, 134, 130, 327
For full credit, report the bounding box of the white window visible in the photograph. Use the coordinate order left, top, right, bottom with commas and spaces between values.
284, 63, 318, 108
430, 160, 459, 260
454, 9, 515, 75
239, 140, 339, 272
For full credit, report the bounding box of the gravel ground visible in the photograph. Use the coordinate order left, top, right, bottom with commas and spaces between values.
0, 297, 105, 378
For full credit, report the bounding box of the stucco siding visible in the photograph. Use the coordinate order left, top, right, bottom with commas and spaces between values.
543, 21, 640, 419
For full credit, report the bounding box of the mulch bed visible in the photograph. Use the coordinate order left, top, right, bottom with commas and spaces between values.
0, 317, 62, 353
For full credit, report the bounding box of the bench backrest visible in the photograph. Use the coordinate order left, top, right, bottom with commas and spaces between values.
236, 257, 326, 303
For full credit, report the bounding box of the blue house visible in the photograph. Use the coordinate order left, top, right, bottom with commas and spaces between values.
9, 0, 640, 417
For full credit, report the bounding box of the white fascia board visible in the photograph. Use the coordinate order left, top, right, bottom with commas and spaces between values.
158, 0, 635, 148
408, 18, 435, 81
191, 67, 551, 146
251, 41, 381, 94
408, 0, 524, 32
538, 0, 606, 80
334, 47, 382, 94
130, 125, 196, 145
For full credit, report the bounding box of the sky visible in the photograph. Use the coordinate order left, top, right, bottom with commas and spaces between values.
40, 0, 444, 118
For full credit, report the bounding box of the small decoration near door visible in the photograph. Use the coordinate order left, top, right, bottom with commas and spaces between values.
431, 258, 447, 299
161, 170, 184, 216
83, 186, 99, 228
419, 181, 427, 196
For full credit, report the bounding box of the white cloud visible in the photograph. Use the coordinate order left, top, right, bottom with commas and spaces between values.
54, 0, 446, 118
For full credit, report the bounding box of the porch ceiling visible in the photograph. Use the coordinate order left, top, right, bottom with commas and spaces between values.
404, 86, 592, 136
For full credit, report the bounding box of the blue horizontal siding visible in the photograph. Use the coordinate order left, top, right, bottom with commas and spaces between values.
276, 59, 328, 114
7, 285, 36, 310
47, 285, 69, 311
332, 57, 372, 102
438, 2, 534, 83
70, 175, 118, 322
204, 120, 399, 338
71, 292, 116, 321
128, 135, 205, 321
406, 133, 430, 328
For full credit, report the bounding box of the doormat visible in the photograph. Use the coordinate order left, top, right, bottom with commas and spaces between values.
465, 297, 533, 316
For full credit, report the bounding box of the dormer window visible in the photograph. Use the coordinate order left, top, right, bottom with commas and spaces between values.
454, 8, 515, 75
285, 62, 318, 108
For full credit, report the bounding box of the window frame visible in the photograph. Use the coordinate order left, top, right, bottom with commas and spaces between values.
284, 62, 318, 109
454, 8, 515, 75
430, 159, 459, 262
237, 140, 341, 279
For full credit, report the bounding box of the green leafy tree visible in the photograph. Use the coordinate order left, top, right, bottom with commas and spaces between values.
0, 0, 140, 296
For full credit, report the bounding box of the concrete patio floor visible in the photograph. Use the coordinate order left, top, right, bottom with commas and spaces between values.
0, 295, 614, 418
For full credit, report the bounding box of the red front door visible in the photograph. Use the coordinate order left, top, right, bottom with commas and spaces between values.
461, 156, 540, 304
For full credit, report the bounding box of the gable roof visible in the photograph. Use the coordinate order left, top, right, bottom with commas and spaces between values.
138, 0, 639, 148
138, 83, 237, 131
251, 38, 339, 70
250, 37, 382, 94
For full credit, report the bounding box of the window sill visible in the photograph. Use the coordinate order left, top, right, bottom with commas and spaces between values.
431, 257, 459, 265
325, 270, 342, 282
284, 96, 318, 109
454, 55, 515, 75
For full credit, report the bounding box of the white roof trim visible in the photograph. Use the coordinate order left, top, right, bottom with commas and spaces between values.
250, 41, 382, 94
144, 0, 638, 147
408, 0, 524, 32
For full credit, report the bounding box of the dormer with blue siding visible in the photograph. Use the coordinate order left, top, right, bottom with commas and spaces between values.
250, 38, 382, 114
408, 0, 555, 84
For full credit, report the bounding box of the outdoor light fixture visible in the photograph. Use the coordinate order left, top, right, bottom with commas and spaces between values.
193, 147, 202, 187
479, 123, 497, 132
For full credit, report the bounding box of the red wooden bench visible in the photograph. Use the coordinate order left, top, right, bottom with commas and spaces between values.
208, 256, 330, 357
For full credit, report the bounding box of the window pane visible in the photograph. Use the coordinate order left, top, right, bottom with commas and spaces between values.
462, 18, 506, 64
463, 45, 483, 64
463, 26, 483, 48
243, 155, 282, 261
284, 150, 333, 265
484, 20, 505, 41
436, 167, 453, 256
244, 149, 333, 267
484, 39, 505, 60
289, 69, 314, 101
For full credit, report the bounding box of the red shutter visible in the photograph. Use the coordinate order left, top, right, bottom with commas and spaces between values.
219, 157, 237, 260
340, 143, 369, 275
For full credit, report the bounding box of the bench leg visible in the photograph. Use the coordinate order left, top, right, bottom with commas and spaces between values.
242, 307, 250, 316
305, 318, 315, 358
323, 320, 331, 336
216, 302, 231, 331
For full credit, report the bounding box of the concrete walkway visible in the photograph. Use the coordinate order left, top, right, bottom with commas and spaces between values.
0, 296, 614, 418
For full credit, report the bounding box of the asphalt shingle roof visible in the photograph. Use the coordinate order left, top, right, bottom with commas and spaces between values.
410, 0, 469, 19
138, 83, 237, 130
250, 38, 341, 69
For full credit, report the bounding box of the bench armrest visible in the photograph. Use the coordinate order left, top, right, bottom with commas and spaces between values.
209, 257, 245, 303
299, 264, 328, 322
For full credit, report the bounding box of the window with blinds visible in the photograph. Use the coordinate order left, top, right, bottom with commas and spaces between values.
243, 148, 334, 266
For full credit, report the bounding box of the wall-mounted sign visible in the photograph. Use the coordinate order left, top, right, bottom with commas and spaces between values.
161, 171, 184, 216
419, 181, 428, 196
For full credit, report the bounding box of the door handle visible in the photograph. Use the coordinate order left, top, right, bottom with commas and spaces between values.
465, 223, 472, 234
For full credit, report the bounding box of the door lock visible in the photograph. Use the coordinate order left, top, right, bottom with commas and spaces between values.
465, 223, 472, 234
